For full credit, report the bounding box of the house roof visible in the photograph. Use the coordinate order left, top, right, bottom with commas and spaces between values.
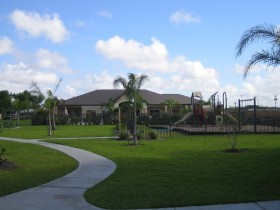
62, 89, 191, 106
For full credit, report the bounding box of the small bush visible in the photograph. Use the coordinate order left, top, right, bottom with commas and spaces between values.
56, 115, 69, 125
31, 110, 48, 125
148, 130, 158, 139
136, 132, 142, 140
118, 130, 129, 140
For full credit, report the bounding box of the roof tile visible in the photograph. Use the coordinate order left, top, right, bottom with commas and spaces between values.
63, 89, 191, 106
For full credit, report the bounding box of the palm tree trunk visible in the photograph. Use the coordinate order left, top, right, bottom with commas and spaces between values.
133, 100, 137, 145
48, 111, 52, 136
17, 110, 19, 127
51, 108, 56, 130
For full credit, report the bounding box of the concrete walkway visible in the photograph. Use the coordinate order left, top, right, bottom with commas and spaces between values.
0, 137, 279, 210
0, 137, 116, 210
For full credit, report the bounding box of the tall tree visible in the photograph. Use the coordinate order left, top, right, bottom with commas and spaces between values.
13, 90, 43, 118
0, 90, 11, 116
163, 98, 179, 115
14, 90, 31, 111
106, 98, 117, 123
113, 73, 149, 145
236, 23, 280, 78
11, 98, 20, 126
30, 79, 62, 136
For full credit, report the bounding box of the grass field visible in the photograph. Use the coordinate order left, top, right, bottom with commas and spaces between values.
47, 134, 280, 209
0, 125, 116, 139
0, 140, 78, 196
1, 125, 280, 209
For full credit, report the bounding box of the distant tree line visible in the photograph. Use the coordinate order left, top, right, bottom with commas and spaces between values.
0, 90, 44, 117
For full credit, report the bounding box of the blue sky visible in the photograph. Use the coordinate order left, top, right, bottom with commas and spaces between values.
0, 0, 279, 106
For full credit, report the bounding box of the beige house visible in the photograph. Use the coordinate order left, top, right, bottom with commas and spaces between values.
58, 89, 192, 121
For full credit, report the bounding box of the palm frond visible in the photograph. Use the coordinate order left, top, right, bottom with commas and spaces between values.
113, 76, 127, 88
46, 90, 53, 99
30, 81, 44, 98
113, 73, 149, 102
53, 78, 62, 94
243, 49, 280, 78
236, 23, 280, 57
137, 74, 149, 89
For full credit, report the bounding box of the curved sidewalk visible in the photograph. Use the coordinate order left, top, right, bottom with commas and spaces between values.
0, 137, 279, 210
0, 137, 116, 210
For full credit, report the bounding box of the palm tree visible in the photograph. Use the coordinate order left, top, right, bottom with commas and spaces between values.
113, 73, 149, 145
30, 79, 62, 136
106, 98, 117, 124
236, 23, 280, 78
163, 98, 179, 115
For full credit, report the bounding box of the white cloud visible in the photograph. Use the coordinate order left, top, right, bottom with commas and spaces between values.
96, 10, 113, 18
221, 66, 280, 107
0, 44, 73, 97
0, 62, 59, 93
0, 36, 15, 55
35, 49, 73, 73
64, 70, 114, 98
96, 36, 170, 72
144, 76, 166, 93
233, 64, 264, 76
85, 70, 114, 89
10, 10, 69, 43
95, 36, 220, 100
75, 20, 86, 27
170, 9, 200, 24
227, 63, 280, 106
242, 82, 256, 96
241, 69, 280, 106
65, 85, 76, 98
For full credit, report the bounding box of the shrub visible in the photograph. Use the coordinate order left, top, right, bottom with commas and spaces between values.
148, 130, 158, 139
56, 115, 69, 125
137, 115, 150, 126
70, 116, 80, 125
118, 130, 129, 140
136, 132, 142, 140
31, 110, 48, 125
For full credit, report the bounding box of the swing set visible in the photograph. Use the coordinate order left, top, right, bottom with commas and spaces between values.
238, 97, 257, 132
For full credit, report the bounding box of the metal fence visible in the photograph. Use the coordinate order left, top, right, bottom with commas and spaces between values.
9, 112, 280, 137
139, 112, 280, 136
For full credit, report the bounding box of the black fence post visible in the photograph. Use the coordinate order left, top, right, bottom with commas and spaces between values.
238, 99, 241, 132
169, 122, 172, 138
254, 97, 256, 132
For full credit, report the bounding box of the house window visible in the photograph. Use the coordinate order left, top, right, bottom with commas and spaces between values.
86, 110, 96, 117
75, 110, 80, 117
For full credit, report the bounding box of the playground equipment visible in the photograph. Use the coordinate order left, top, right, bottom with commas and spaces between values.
174, 92, 204, 125
238, 96, 256, 132
170, 91, 279, 134
175, 91, 237, 126
174, 112, 192, 125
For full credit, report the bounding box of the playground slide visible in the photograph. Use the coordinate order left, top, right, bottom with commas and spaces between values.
174, 112, 192, 125
226, 112, 238, 123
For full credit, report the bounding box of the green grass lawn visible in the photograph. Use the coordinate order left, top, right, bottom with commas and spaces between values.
0, 125, 116, 139
0, 140, 78, 196
46, 134, 280, 209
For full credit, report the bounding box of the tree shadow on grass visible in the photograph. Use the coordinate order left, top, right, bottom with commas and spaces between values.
0, 160, 18, 170
224, 148, 249, 153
